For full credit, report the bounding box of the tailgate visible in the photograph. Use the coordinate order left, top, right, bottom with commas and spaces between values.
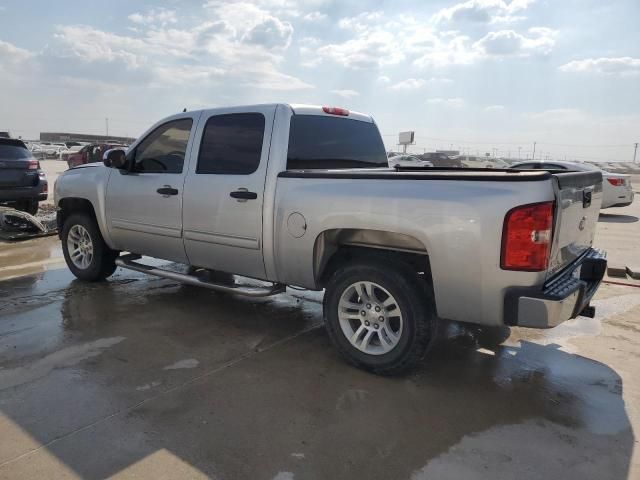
0, 160, 37, 187
547, 171, 602, 279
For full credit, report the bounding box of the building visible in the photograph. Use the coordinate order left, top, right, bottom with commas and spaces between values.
40, 132, 136, 144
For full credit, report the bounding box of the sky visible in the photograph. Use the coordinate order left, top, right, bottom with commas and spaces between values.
0, 0, 639, 161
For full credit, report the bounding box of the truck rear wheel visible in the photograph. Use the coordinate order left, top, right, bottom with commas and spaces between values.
61, 213, 118, 281
323, 259, 436, 375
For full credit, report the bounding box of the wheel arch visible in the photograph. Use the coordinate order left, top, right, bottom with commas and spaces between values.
314, 228, 434, 299
57, 197, 99, 237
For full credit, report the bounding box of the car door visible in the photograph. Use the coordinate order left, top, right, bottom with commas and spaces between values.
106, 114, 200, 263
182, 107, 275, 280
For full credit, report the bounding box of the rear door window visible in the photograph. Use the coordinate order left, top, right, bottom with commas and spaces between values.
287, 115, 387, 169
196, 113, 265, 175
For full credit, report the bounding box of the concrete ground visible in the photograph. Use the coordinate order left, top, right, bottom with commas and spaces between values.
40, 160, 67, 206
0, 180, 639, 479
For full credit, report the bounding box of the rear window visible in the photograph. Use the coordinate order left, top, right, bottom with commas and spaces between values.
287, 115, 387, 169
0, 143, 32, 160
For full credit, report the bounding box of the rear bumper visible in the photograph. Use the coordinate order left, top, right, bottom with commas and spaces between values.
603, 190, 634, 208
0, 184, 47, 202
504, 248, 607, 328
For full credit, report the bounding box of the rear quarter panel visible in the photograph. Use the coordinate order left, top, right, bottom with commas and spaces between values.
274, 177, 556, 326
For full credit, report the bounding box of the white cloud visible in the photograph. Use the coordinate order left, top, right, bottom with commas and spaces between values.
338, 11, 384, 31
389, 78, 426, 90
316, 29, 405, 69
303, 11, 327, 22
50, 1, 311, 91
484, 104, 505, 111
559, 57, 640, 76
434, 0, 535, 24
128, 8, 177, 26
330, 89, 359, 98
0, 40, 33, 63
427, 97, 465, 108
318, 14, 472, 69
473, 27, 556, 56
243, 16, 293, 49
413, 34, 479, 67
377, 75, 391, 83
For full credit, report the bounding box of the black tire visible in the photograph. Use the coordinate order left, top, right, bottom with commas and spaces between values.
323, 258, 437, 375
61, 213, 118, 281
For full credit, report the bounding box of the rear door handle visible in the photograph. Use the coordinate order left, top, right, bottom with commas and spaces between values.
157, 186, 179, 196
230, 190, 258, 200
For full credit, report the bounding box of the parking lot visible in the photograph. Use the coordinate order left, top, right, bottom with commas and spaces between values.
0, 170, 639, 479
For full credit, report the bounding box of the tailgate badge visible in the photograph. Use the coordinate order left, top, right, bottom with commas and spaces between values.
579, 216, 586, 231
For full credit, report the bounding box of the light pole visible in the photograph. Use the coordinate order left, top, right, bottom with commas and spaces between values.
634, 142, 638, 164
518, 146, 521, 160
532, 141, 537, 160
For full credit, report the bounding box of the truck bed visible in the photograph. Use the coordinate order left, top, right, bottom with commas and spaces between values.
279, 167, 554, 181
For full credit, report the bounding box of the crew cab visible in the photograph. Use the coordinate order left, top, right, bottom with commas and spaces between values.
54, 104, 607, 374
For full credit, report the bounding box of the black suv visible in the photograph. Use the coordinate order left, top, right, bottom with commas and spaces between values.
0, 138, 48, 215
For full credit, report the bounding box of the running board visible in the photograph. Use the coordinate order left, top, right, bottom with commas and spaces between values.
115, 254, 286, 297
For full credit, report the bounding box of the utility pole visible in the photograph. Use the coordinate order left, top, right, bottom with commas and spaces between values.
518, 146, 522, 160
634, 142, 638, 164
106, 118, 109, 137
532, 141, 537, 160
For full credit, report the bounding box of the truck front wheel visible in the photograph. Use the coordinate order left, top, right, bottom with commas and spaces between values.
61, 213, 118, 281
323, 259, 436, 375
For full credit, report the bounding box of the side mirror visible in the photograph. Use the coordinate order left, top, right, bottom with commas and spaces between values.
103, 149, 127, 169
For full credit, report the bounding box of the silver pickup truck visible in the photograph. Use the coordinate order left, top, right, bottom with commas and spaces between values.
55, 104, 607, 374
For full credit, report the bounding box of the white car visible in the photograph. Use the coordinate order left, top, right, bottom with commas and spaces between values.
511, 160, 634, 209
388, 155, 433, 168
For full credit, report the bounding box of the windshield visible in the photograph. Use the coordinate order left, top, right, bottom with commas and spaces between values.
287, 115, 388, 169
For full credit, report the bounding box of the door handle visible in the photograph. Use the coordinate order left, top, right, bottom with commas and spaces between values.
230, 190, 258, 200
157, 186, 179, 196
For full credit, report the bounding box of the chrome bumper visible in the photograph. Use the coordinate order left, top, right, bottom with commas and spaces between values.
505, 249, 607, 329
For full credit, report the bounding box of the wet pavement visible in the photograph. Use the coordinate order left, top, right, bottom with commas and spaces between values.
0, 194, 639, 479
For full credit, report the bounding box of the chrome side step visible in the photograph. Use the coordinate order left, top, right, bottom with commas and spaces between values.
115, 254, 286, 297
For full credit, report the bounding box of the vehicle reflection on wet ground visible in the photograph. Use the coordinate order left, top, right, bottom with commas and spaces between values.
0, 265, 637, 479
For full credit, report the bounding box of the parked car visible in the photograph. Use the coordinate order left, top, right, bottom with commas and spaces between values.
55, 104, 606, 375
388, 155, 433, 168
0, 138, 48, 215
511, 160, 634, 208
66, 144, 127, 169
60, 145, 84, 163
419, 152, 464, 167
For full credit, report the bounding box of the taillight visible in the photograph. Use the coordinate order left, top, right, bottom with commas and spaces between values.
322, 106, 349, 116
607, 178, 625, 186
27, 160, 40, 170
501, 201, 554, 271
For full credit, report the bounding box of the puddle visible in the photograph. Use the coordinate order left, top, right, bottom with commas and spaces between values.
163, 359, 199, 370
0, 336, 125, 390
